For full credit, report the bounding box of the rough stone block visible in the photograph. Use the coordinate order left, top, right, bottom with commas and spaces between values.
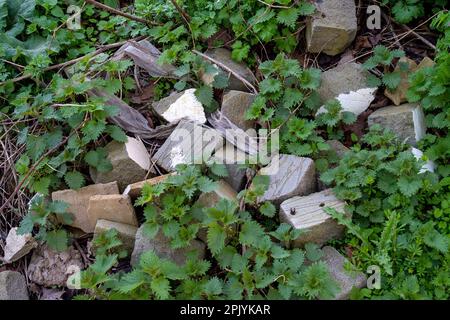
152, 120, 223, 172
306, 0, 357, 56
90, 137, 152, 189
203, 48, 257, 92
280, 189, 347, 246
87, 194, 138, 230
256, 154, 316, 206
94, 219, 138, 256
320, 246, 367, 300
51, 182, 120, 233
0, 271, 29, 300
131, 226, 206, 267
221, 90, 255, 131
2, 227, 37, 263
368, 103, 426, 146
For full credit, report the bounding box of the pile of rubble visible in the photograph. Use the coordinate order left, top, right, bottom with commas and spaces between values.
1, 0, 434, 300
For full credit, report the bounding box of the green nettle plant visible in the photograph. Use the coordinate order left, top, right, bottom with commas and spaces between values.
407, 11, 450, 177
322, 127, 449, 300
77, 164, 341, 300
362, 45, 406, 91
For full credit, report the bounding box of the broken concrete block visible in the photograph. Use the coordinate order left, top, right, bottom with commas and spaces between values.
320, 246, 367, 300
204, 48, 257, 92
211, 144, 251, 191
87, 194, 138, 229
306, 0, 357, 56
51, 182, 120, 233
316, 63, 376, 116
123, 173, 173, 199
280, 189, 347, 246
94, 219, 138, 255
368, 103, 426, 146
152, 89, 207, 124
2, 227, 37, 263
0, 271, 29, 300
256, 155, 316, 206
90, 137, 152, 190
221, 90, 255, 131
28, 245, 84, 288
131, 226, 206, 267
152, 120, 223, 172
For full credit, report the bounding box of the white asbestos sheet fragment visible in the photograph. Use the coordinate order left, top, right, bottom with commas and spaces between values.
162, 89, 207, 124
411, 147, 435, 174
316, 87, 377, 117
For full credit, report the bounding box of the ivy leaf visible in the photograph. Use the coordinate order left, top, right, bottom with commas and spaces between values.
64, 171, 85, 190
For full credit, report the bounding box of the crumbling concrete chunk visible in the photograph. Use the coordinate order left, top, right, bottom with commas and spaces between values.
221, 90, 255, 131
3, 227, 37, 263
28, 245, 84, 288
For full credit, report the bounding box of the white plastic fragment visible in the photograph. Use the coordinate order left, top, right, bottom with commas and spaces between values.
316, 87, 377, 117
161, 89, 207, 124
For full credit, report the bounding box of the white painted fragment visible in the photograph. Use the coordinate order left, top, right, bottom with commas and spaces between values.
316, 87, 377, 117
161, 88, 207, 124
411, 147, 435, 174
412, 106, 426, 142
125, 137, 151, 170
170, 145, 186, 168
3, 227, 37, 263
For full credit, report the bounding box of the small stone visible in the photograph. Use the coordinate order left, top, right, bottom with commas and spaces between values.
320, 246, 367, 300
255, 155, 316, 206
0, 271, 29, 300
3, 227, 37, 263
152, 120, 223, 172
28, 245, 84, 288
280, 189, 347, 246
384, 57, 418, 106
417, 56, 435, 69
152, 89, 207, 124
123, 173, 173, 199
51, 182, 120, 233
221, 90, 255, 131
306, 0, 357, 56
131, 226, 206, 267
211, 144, 251, 191
203, 48, 257, 92
368, 103, 426, 146
94, 219, 138, 256
90, 137, 152, 190
87, 194, 138, 229
316, 63, 376, 116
